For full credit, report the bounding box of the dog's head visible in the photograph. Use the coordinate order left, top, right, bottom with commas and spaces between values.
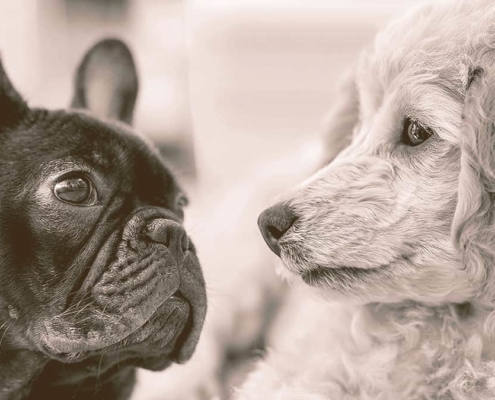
0, 39, 206, 372
259, 0, 495, 304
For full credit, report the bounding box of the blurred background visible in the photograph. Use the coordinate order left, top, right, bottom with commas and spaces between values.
0, 0, 423, 397
0, 0, 419, 195
187, 0, 420, 191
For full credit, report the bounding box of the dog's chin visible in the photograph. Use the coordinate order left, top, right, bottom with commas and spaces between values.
297, 265, 402, 304
280, 248, 386, 285
280, 249, 395, 302
301, 265, 387, 286
296, 261, 475, 305
37, 295, 193, 365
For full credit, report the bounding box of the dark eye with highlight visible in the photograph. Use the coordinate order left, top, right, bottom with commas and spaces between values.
402, 117, 434, 146
54, 176, 97, 205
176, 195, 188, 218
176, 195, 189, 209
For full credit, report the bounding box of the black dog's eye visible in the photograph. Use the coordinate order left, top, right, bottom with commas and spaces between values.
402, 117, 433, 146
54, 176, 97, 205
177, 195, 189, 208
174, 195, 188, 220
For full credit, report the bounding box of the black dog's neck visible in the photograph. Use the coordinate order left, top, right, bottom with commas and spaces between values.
0, 349, 47, 400
0, 353, 136, 400
0, 329, 136, 400
25, 360, 136, 400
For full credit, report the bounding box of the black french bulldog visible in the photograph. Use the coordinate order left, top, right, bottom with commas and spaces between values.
0, 39, 206, 399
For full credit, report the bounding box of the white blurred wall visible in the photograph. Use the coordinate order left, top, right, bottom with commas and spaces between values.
0, 0, 425, 191
187, 0, 422, 190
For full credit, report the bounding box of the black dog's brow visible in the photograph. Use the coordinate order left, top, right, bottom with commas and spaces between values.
38, 157, 93, 179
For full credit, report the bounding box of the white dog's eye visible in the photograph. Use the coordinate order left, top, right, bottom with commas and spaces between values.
402, 117, 433, 146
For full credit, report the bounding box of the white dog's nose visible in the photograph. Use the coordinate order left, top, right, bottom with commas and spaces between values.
258, 203, 297, 257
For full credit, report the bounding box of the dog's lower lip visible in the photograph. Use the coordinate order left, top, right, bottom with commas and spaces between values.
301, 265, 384, 285
40, 294, 191, 362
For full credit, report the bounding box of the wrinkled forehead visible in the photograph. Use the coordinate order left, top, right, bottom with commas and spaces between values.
71, 112, 181, 193
9, 109, 181, 197
65, 109, 151, 165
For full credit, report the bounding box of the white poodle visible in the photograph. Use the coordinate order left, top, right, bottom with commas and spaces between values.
238, 0, 495, 398
134, 0, 495, 399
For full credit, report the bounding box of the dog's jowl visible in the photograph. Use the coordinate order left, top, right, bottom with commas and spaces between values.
0, 39, 206, 400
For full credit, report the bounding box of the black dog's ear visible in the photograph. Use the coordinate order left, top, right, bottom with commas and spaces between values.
71, 38, 138, 125
0, 59, 29, 128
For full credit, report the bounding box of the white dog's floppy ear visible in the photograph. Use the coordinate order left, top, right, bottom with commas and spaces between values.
71, 38, 138, 125
0, 59, 30, 127
319, 70, 359, 164
452, 65, 495, 298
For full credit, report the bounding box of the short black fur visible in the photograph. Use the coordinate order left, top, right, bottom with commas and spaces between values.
0, 39, 206, 400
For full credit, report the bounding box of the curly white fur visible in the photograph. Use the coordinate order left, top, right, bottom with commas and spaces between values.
234, 1, 495, 399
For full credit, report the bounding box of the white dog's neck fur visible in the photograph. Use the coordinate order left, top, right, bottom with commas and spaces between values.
352, 301, 494, 395
340, 300, 495, 399
237, 288, 495, 400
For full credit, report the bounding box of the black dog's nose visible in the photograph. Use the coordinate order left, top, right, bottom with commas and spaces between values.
145, 219, 190, 253
258, 203, 297, 257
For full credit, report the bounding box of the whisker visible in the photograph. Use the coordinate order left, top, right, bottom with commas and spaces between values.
0, 324, 11, 348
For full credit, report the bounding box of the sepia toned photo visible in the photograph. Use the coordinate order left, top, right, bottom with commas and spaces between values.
0, 1, 493, 399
